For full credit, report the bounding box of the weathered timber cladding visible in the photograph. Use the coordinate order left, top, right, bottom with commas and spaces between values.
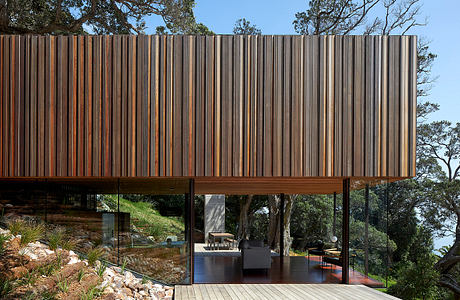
0, 35, 416, 178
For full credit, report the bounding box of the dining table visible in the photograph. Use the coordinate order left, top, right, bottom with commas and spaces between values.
209, 232, 235, 250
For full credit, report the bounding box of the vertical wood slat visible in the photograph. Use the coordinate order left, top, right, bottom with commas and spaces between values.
0, 35, 416, 179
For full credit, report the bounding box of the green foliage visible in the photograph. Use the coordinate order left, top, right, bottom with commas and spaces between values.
86, 247, 106, 267
48, 229, 65, 251
80, 284, 106, 300
388, 254, 440, 299
291, 194, 334, 248
120, 259, 128, 275
0, 0, 201, 35
17, 270, 38, 286
293, 0, 424, 35
0, 233, 10, 255
233, 18, 261, 35
0, 277, 13, 297
388, 226, 442, 299
77, 269, 86, 282
40, 289, 58, 300
8, 219, 26, 235
56, 275, 70, 293
103, 195, 184, 241
96, 262, 107, 278
20, 223, 45, 247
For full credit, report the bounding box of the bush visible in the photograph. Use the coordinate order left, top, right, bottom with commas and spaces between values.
48, 229, 65, 251
0, 278, 13, 298
388, 254, 440, 299
8, 219, 26, 236
0, 233, 11, 255
20, 223, 45, 247
86, 247, 106, 267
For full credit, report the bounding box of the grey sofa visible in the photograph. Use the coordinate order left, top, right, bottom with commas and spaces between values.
239, 240, 272, 270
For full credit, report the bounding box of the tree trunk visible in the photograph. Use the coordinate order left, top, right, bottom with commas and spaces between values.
268, 194, 294, 255
282, 195, 294, 256
435, 212, 460, 296
237, 195, 253, 240
268, 195, 280, 251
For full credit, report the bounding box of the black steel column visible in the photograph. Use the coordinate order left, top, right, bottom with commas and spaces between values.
364, 184, 370, 276
186, 178, 195, 284
280, 193, 285, 258
342, 179, 350, 284
333, 192, 337, 238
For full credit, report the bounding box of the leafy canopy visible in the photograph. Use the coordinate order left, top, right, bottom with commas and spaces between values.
0, 0, 208, 34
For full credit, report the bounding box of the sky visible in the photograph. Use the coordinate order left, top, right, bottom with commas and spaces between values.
144, 0, 459, 249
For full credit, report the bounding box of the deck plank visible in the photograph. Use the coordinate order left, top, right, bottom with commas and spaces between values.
175, 284, 400, 300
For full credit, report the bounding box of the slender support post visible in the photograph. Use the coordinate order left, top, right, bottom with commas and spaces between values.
117, 178, 120, 266
333, 192, 337, 238
364, 184, 369, 276
186, 179, 195, 284
280, 193, 285, 258
342, 179, 350, 284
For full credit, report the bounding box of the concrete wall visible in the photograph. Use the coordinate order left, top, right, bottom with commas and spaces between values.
204, 195, 225, 240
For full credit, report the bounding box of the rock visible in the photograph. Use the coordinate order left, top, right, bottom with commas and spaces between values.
44, 249, 54, 255
101, 293, 117, 300
67, 256, 79, 265
122, 287, 133, 297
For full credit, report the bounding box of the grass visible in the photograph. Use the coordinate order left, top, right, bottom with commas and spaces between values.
103, 195, 184, 241
96, 262, 107, 278
20, 223, 45, 247
0, 233, 10, 255
120, 258, 128, 275
48, 229, 65, 251
56, 275, 70, 293
47, 229, 76, 251
80, 284, 106, 300
77, 269, 86, 282
86, 247, 105, 267
8, 219, 27, 236
0, 277, 13, 298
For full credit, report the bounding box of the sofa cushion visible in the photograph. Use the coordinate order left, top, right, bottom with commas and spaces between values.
238, 239, 250, 250
248, 240, 264, 248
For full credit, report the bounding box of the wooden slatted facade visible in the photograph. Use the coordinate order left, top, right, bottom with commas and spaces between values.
0, 35, 416, 179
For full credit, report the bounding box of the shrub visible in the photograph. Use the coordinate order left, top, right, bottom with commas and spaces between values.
20, 223, 45, 247
0, 233, 11, 255
60, 238, 77, 251
0, 278, 13, 298
56, 275, 70, 293
8, 219, 26, 235
48, 229, 65, 251
86, 247, 105, 267
80, 284, 106, 300
96, 262, 107, 278
77, 269, 86, 282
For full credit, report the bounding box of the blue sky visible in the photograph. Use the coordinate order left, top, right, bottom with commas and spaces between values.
145, 0, 460, 125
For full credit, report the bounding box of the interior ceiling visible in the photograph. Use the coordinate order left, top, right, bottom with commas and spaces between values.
0, 177, 407, 195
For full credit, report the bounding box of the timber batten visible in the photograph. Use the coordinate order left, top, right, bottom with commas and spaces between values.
0, 35, 416, 178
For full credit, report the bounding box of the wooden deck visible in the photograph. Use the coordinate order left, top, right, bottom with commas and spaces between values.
175, 284, 399, 300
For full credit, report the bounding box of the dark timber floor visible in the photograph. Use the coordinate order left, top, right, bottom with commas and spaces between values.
194, 256, 384, 287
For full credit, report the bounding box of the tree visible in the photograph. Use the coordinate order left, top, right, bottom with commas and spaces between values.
417, 121, 460, 295
388, 227, 441, 300
233, 18, 261, 35
293, 0, 426, 35
0, 0, 202, 34
267, 195, 293, 256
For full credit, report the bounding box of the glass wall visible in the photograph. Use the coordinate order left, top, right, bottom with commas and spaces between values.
349, 179, 390, 287
0, 179, 191, 285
